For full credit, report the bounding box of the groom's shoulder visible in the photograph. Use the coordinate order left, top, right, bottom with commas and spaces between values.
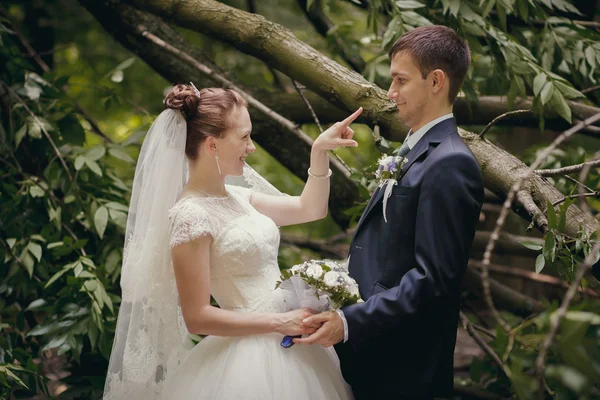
426, 139, 481, 181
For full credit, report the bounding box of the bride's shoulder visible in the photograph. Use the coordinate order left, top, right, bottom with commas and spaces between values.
169, 196, 209, 221
225, 185, 252, 200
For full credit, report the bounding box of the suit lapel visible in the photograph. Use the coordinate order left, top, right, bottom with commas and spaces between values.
352, 118, 458, 237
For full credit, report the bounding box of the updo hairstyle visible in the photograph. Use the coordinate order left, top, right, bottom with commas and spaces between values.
163, 84, 247, 160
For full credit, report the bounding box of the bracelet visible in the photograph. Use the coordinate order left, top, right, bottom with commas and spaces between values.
307, 167, 332, 180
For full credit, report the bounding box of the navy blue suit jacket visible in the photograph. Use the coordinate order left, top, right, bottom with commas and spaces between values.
334, 118, 484, 399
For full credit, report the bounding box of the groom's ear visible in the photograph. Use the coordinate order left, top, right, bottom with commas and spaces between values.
430, 69, 447, 94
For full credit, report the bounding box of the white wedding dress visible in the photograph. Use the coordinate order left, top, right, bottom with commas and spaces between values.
162, 185, 352, 400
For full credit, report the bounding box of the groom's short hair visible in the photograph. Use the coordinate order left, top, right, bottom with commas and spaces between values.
389, 25, 470, 103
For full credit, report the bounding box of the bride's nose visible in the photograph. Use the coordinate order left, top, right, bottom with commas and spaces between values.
247, 140, 256, 153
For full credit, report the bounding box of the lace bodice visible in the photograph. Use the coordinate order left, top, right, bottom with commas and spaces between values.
168, 185, 285, 313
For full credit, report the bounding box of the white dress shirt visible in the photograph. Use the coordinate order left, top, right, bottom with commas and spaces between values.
337, 113, 454, 343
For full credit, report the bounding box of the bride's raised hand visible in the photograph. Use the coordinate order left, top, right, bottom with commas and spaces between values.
312, 107, 363, 151
274, 308, 322, 336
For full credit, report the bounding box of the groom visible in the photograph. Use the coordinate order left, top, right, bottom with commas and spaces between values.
296, 25, 484, 399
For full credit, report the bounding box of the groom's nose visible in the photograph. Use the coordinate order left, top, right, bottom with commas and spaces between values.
387, 86, 397, 100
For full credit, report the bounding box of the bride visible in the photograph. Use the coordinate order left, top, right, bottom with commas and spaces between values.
103, 83, 362, 400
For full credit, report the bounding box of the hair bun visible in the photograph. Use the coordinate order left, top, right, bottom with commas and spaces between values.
163, 84, 200, 118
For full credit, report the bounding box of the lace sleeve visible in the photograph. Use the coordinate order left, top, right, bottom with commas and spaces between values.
169, 199, 215, 248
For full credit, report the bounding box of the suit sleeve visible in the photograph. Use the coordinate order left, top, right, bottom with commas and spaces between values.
341, 152, 484, 349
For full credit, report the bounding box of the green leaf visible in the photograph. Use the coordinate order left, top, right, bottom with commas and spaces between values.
26, 298, 47, 311
540, 81, 554, 105
563, 311, 600, 325
84, 280, 99, 292
86, 146, 106, 161
382, 16, 403, 50
105, 202, 129, 212
85, 158, 103, 176
585, 46, 596, 69
88, 322, 98, 350
108, 209, 127, 230
554, 80, 584, 99
94, 206, 109, 239
29, 185, 45, 198
45, 267, 69, 288
535, 254, 545, 274
395, 0, 426, 9
24, 78, 42, 101
74, 156, 85, 171
21, 250, 35, 277
447, 0, 461, 16
74, 262, 83, 277
550, 90, 572, 123
27, 321, 60, 336
400, 11, 432, 27
533, 72, 547, 97
546, 201, 557, 229
42, 333, 68, 352
515, 0, 528, 19
28, 117, 53, 139
545, 365, 588, 394
30, 234, 46, 243
110, 70, 124, 83
81, 257, 95, 268
520, 241, 543, 251
27, 242, 42, 262
496, 3, 507, 32
115, 57, 135, 71
108, 147, 135, 163
6, 238, 16, 249
104, 249, 121, 275
47, 241, 64, 249
15, 124, 27, 147
0, 365, 29, 389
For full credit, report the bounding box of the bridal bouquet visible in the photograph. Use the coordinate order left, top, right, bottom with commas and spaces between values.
275, 259, 363, 348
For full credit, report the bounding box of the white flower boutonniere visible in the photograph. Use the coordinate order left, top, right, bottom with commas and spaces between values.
374, 154, 408, 223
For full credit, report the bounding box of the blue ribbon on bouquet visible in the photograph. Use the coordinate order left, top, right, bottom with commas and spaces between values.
281, 335, 301, 349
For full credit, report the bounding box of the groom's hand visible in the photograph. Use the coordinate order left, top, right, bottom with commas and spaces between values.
292, 311, 344, 348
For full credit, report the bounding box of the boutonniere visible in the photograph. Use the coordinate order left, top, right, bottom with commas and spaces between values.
374, 154, 408, 223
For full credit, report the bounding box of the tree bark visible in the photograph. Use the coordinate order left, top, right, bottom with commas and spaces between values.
87, 0, 599, 238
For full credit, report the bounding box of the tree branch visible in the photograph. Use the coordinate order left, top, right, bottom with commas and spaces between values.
469, 260, 599, 297
479, 109, 533, 138
551, 191, 600, 207
577, 152, 599, 218
459, 312, 508, 378
463, 266, 545, 316
535, 158, 600, 176
454, 96, 600, 139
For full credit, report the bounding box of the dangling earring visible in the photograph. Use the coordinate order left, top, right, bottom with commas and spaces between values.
215, 152, 222, 175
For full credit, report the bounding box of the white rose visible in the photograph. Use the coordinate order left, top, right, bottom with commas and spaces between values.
348, 284, 360, 297
324, 271, 341, 287
306, 264, 323, 279
291, 264, 305, 273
